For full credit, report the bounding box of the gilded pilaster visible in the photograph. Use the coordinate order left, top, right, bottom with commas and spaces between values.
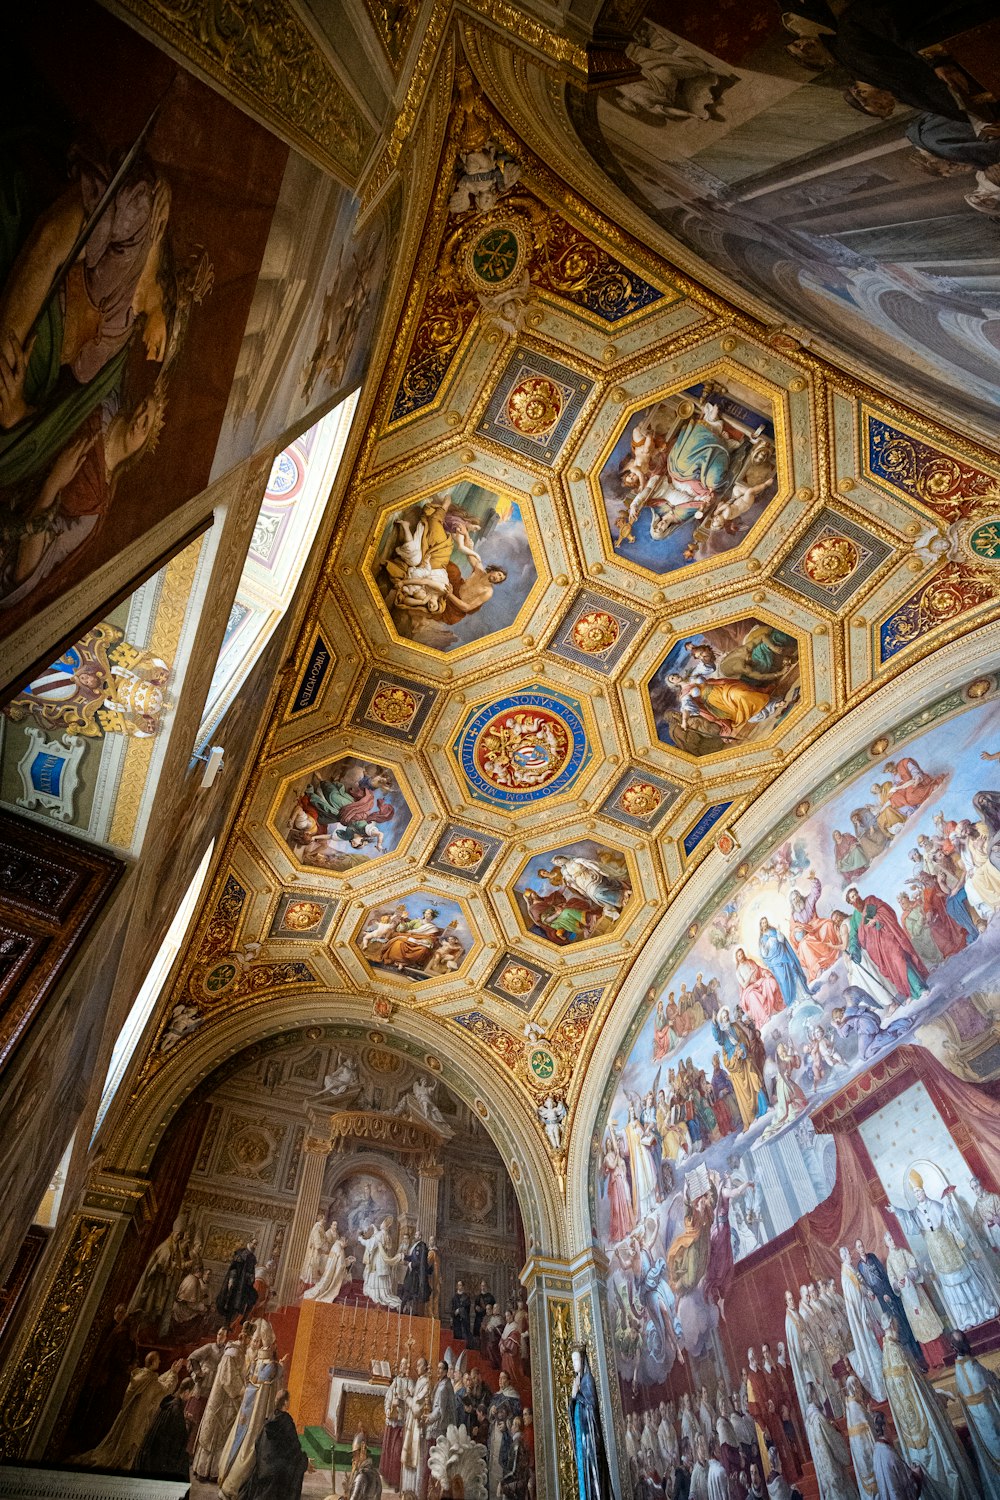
0, 1171, 149, 1460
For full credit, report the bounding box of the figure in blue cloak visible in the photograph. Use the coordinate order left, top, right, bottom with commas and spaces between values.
757, 916, 813, 1006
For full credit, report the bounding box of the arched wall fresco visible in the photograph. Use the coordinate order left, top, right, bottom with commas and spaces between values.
591, 676, 1000, 1460
567, 2, 1000, 443
51, 1030, 535, 1495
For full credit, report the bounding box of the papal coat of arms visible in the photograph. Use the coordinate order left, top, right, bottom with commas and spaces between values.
4, 623, 172, 739
474, 706, 570, 792
456, 690, 590, 806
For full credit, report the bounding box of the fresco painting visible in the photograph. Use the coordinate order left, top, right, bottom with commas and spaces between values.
211, 154, 395, 477
355, 895, 474, 980
280, 756, 413, 873
598, 694, 1000, 1494
599, 379, 778, 573
54, 1041, 534, 1499
573, 2, 1000, 436
648, 617, 800, 756
371, 483, 536, 650
512, 839, 633, 946
0, 1, 287, 648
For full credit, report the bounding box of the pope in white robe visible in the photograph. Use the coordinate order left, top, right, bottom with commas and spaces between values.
839, 1247, 885, 1402
900, 1173, 999, 1329
881, 1318, 978, 1499
302, 1227, 354, 1303
844, 1376, 876, 1498
658, 1404, 679, 1472
358, 1218, 403, 1309
953, 1334, 1000, 1500
804, 1387, 860, 1500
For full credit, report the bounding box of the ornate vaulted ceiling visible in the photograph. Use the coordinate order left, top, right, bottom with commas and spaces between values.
134, 38, 1000, 1178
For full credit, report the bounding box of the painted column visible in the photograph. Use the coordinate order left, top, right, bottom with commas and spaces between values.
0, 1169, 149, 1460
416, 1155, 444, 1239
274, 1130, 331, 1307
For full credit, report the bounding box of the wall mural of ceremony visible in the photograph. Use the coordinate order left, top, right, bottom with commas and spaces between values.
55, 1039, 534, 1500
597, 691, 1000, 1497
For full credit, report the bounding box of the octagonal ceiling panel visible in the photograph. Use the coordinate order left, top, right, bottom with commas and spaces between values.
365, 479, 542, 654
451, 683, 593, 813
596, 370, 781, 577
619, 591, 834, 783
272, 753, 416, 874
347, 886, 482, 991
338, 449, 575, 681
564, 335, 816, 612
248, 734, 442, 891
506, 836, 639, 951
645, 616, 801, 761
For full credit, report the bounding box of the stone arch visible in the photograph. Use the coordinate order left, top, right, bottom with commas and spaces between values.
101, 993, 566, 1261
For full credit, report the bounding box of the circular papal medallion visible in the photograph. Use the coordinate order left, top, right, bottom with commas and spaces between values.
455, 690, 589, 806
463, 218, 530, 292
967, 519, 1000, 565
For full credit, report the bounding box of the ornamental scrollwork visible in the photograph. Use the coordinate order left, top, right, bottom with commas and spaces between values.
0, 1217, 110, 1459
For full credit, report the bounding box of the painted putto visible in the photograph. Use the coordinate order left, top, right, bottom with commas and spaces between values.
280, 756, 412, 872
600, 378, 778, 574
371, 482, 535, 650
597, 692, 1000, 1461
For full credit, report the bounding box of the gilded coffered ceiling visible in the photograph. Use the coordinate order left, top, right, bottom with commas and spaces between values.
131, 35, 1000, 1175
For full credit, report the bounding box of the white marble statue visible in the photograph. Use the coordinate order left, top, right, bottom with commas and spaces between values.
538, 1095, 567, 1153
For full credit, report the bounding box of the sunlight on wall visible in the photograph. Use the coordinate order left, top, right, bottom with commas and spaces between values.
91, 840, 216, 1142
197, 389, 360, 747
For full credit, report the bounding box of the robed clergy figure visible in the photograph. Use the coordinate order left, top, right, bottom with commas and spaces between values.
570, 1343, 615, 1500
